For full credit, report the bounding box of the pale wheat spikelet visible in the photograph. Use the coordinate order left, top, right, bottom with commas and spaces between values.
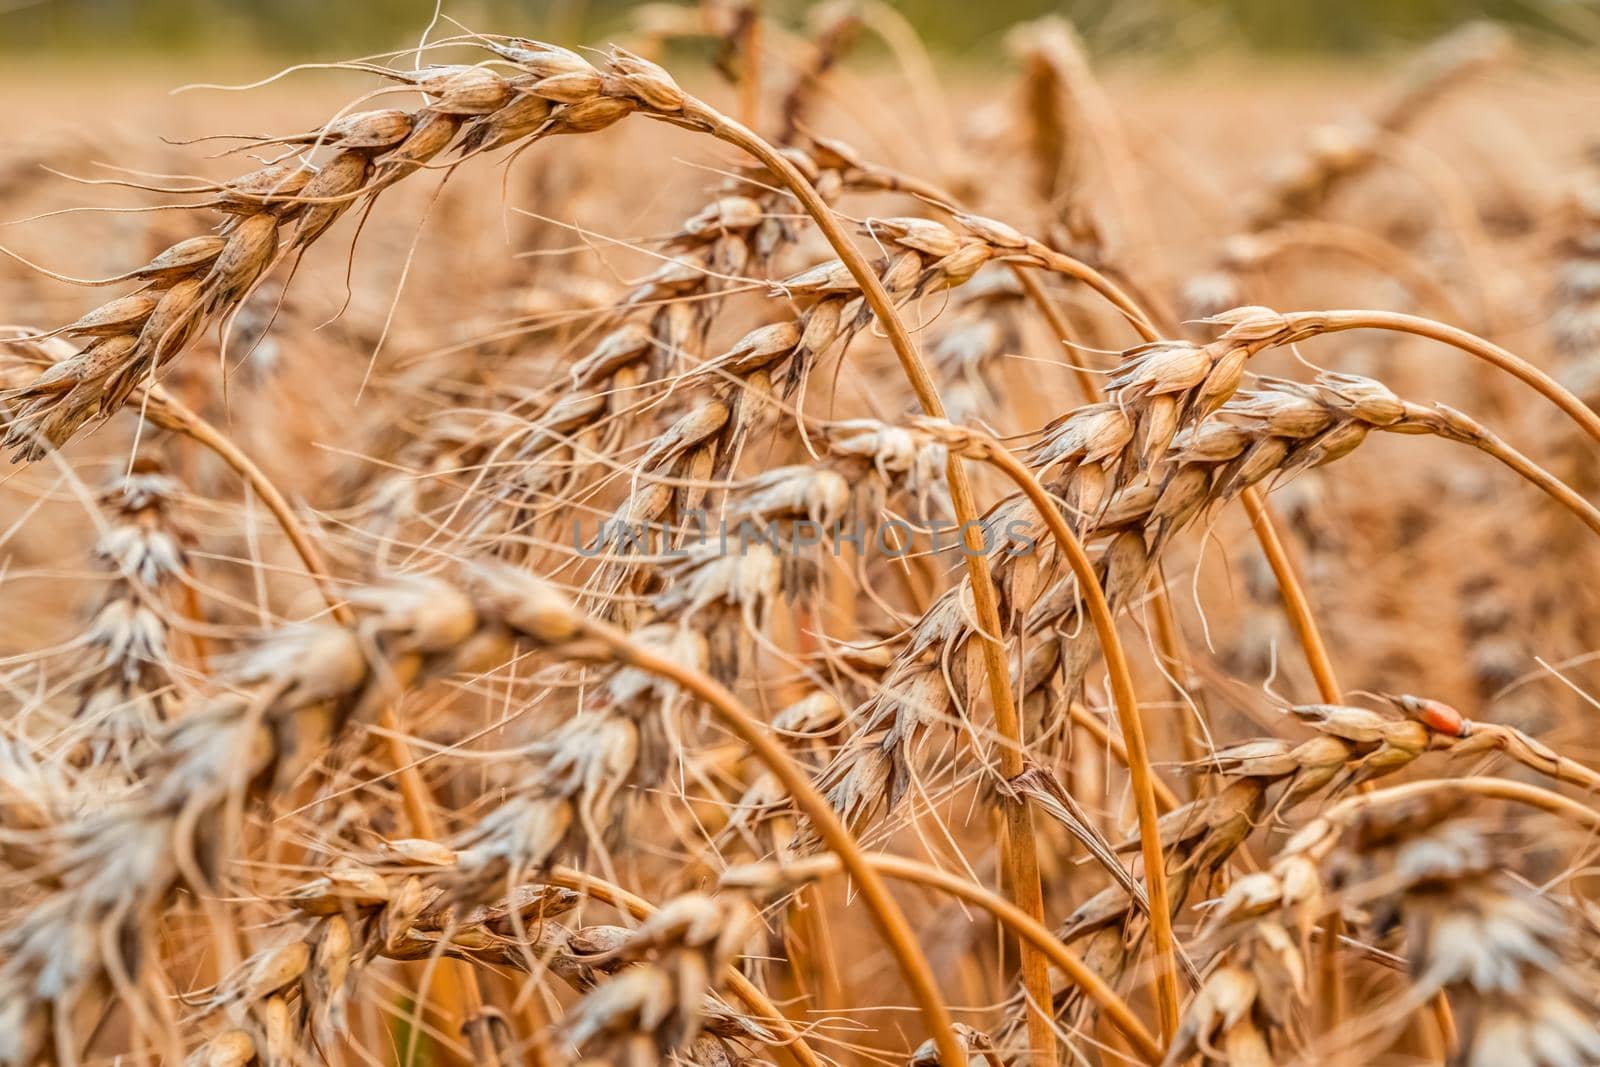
0, 568, 590, 1066
1206, 795, 1600, 1067
71, 459, 195, 767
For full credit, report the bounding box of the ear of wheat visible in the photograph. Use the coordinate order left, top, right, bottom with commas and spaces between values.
1, 11, 1598, 1067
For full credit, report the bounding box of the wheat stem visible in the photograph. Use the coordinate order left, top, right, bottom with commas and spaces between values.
1240, 490, 1344, 702
734, 852, 1164, 1065
680, 95, 1050, 1067
1328, 776, 1600, 832
959, 430, 1181, 1043
1284, 309, 1600, 445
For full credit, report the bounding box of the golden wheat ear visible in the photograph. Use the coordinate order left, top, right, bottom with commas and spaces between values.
6, 13, 1600, 1067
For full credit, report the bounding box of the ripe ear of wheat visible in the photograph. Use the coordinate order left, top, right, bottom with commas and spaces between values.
0, 13, 1597, 1067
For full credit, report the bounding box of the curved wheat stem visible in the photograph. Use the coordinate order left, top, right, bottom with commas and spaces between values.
918, 421, 1183, 1042
725, 852, 1164, 1065
677, 96, 1057, 1064
1327, 775, 1600, 832
1274, 309, 1600, 446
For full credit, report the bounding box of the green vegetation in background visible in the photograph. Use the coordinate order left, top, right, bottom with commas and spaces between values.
0, 0, 1595, 55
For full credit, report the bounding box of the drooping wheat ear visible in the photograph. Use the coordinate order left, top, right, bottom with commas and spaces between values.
1172, 306, 1600, 449
0, 45, 670, 458
1025, 682, 1596, 1062
1185, 22, 1511, 319
214, 844, 834, 1067
1245, 21, 1511, 233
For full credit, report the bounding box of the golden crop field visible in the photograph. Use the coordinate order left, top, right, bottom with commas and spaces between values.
1, 5, 1598, 1067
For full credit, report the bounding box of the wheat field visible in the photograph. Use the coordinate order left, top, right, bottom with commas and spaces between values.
0, 7, 1598, 1067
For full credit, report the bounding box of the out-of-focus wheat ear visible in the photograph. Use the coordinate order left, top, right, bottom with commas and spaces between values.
71, 457, 197, 767
1242, 22, 1510, 232
777, 4, 863, 144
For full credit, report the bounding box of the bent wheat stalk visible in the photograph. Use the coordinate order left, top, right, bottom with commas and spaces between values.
924, 419, 1184, 1040
675, 98, 1059, 1063
1263, 308, 1600, 446
724, 852, 1163, 1065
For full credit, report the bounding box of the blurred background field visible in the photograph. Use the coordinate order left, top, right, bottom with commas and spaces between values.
2, 3, 1600, 1066
6, 0, 1600, 55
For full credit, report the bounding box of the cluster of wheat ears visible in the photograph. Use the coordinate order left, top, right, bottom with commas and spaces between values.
1, 7, 1599, 1067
